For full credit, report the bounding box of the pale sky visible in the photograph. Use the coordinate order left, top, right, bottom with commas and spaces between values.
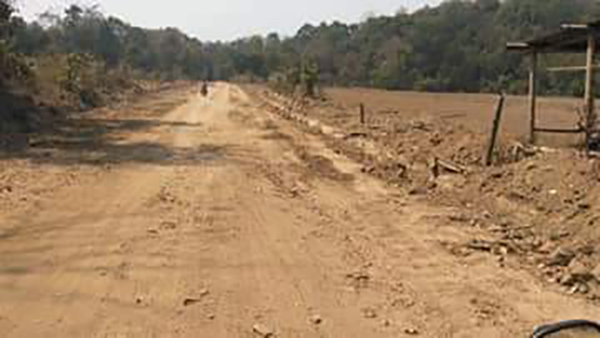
16, 0, 444, 41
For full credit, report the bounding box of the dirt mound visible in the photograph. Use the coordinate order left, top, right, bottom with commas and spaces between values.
0, 90, 59, 131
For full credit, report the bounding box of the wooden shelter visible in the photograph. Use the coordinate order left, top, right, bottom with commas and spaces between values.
507, 20, 600, 152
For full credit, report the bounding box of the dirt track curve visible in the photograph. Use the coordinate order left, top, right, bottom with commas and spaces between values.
0, 83, 598, 337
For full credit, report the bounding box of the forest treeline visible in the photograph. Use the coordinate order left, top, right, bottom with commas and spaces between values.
2, 0, 600, 100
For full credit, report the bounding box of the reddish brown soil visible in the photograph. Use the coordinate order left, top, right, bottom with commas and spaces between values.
249, 85, 600, 305
1, 83, 599, 337
325, 88, 584, 147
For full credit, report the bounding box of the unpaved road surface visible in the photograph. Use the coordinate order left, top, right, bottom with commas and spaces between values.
0, 83, 598, 337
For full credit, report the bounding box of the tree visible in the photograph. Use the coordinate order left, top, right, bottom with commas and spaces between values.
0, 0, 14, 43
0, 0, 15, 85
4, 0, 599, 96
0, 0, 13, 24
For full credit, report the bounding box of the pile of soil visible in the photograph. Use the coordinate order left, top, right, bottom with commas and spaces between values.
248, 85, 600, 302
0, 81, 189, 152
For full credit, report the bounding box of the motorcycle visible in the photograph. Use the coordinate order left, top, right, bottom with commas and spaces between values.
533, 320, 600, 337
200, 82, 209, 97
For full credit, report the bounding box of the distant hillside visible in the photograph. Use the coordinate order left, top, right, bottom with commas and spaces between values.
3, 0, 600, 97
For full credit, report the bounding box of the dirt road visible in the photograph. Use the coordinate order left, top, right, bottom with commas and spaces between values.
0, 83, 598, 337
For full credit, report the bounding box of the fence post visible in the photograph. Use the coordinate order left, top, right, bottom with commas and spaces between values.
585, 33, 596, 154
360, 103, 366, 125
529, 51, 538, 145
485, 93, 506, 166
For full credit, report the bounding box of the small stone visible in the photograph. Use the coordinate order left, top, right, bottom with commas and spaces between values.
160, 221, 177, 230
408, 187, 428, 196
577, 283, 590, 294
578, 245, 595, 256
183, 298, 201, 306
492, 246, 509, 257
363, 308, 377, 319
490, 170, 504, 179
568, 285, 579, 295
558, 229, 571, 238
541, 266, 556, 277
566, 282, 589, 295
547, 248, 575, 267
183, 289, 210, 307
361, 165, 376, 174
346, 271, 370, 283
566, 259, 594, 285
560, 273, 577, 286
290, 187, 301, 197
569, 259, 591, 276
578, 203, 591, 210
448, 213, 470, 223
252, 323, 274, 337
309, 314, 323, 325
537, 242, 555, 254
592, 265, 600, 282
405, 327, 420, 335
466, 239, 493, 252
381, 319, 392, 327
207, 313, 216, 320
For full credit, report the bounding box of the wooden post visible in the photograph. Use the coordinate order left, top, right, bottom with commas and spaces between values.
529, 51, 538, 145
360, 103, 366, 125
485, 93, 506, 166
585, 33, 596, 154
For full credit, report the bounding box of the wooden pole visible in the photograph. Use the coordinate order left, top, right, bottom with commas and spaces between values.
585, 33, 596, 154
360, 103, 366, 125
547, 65, 600, 73
529, 51, 538, 145
485, 93, 506, 166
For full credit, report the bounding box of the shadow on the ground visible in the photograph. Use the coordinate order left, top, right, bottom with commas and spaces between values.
0, 115, 233, 167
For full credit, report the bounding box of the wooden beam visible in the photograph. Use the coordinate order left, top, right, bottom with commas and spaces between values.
561, 24, 600, 31
585, 33, 596, 154
529, 52, 539, 144
534, 127, 583, 134
547, 65, 600, 72
506, 42, 530, 51
561, 24, 590, 30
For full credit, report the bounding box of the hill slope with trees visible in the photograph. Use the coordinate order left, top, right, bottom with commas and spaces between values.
2, 0, 600, 105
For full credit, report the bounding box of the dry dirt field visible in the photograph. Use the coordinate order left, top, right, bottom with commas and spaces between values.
325, 88, 585, 147
0, 83, 599, 337
250, 84, 600, 328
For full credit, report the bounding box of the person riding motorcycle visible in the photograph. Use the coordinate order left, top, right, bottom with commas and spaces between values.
200, 81, 209, 97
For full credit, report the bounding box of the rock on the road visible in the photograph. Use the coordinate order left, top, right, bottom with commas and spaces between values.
547, 248, 576, 267
252, 323, 275, 337
310, 314, 323, 325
